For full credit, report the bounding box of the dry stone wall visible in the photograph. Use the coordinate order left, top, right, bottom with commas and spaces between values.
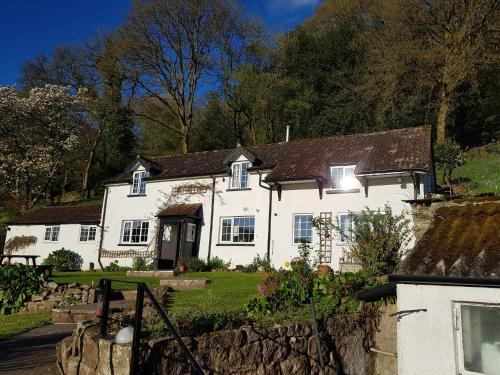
58, 319, 374, 375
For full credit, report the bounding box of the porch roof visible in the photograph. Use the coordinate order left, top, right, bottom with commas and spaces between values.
157, 203, 202, 218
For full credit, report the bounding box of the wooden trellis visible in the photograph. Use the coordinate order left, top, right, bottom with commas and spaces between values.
318, 212, 332, 263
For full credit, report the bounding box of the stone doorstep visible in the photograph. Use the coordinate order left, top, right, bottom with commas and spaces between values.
51, 300, 133, 323
126, 270, 175, 279
159, 277, 209, 290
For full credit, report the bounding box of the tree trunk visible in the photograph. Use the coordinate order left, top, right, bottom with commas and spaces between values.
436, 94, 449, 143
81, 128, 103, 200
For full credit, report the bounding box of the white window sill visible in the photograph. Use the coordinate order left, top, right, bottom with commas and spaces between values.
326, 189, 360, 194
216, 243, 255, 246
117, 243, 149, 246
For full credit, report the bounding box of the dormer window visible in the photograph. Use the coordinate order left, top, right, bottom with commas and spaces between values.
231, 162, 249, 189
330, 165, 359, 191
131, 170, 148, 195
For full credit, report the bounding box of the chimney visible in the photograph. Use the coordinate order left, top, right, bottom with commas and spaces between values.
285, 125, 290, 142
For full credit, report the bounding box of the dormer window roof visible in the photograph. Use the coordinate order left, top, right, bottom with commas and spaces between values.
223, 146, 259, 166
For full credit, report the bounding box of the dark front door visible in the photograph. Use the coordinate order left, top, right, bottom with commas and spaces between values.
158, 223, 180, 269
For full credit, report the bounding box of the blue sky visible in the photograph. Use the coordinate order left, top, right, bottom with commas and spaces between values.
0, 0, 319, 86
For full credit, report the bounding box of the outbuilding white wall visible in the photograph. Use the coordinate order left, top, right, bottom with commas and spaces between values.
396, 283, 500, 375
5, 224, 100, 269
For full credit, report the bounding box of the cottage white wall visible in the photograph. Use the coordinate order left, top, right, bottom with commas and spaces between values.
396, 283, 500, 375
5, 224, 100, 269
269, 175, 416, 270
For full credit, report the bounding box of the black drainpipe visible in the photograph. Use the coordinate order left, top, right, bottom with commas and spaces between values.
97, 186, 109, 271
259, 172, 273, 262
207, 176, 216, 261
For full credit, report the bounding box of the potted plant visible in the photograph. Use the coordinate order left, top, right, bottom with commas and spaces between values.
178, 259, 186, 274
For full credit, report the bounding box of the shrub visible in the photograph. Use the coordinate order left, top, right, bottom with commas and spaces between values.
434, 139, 464, 185
186, 257, 208, 272
242, 254, 274, 273
206, 256, 230, 271
132, 257, 153, 271
104, 260, 131, 272
42, 248, 83, 271
0, 264, 47, 314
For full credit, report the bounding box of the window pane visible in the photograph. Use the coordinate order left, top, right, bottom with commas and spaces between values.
233, 217, 255, 243
139, 171, 147, 194
294, 215, 313, 244
232, 164, 241, 189
241, 162, 249, 188
51, 226, 60, 241
131, 221, 141, 243
80, 226, 89, 242
88, 226, 96, 241
460, 304, 500, 373
140, 221, 149, 242
123, 222, 131, 242
45, 227, 52, 241
221, 219, 232, 242
340, 215, 353, 242
132, 173, 139, 194
331, 168, 343, 190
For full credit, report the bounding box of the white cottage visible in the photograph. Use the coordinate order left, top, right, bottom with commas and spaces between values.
97, 126, 434, 270
5, 126, 434, 270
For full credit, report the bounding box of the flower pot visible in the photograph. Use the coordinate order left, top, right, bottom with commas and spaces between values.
178, 263, 186, 273
318, 264, 332, 276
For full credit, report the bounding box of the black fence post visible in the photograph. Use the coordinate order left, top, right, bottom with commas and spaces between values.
99, 278, 111, 336
130, 283, 145, 375
310, 298, 325, 369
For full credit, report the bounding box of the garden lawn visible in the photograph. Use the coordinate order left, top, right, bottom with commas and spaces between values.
169, 272, 263, 315
51, 271, 160, 291
0, 311, 51, 341
452, 152, 500, 194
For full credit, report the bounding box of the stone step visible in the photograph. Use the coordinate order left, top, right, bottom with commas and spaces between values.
52, 299, 133, 323
160, 277, 209, 290
126, 270, 175, 279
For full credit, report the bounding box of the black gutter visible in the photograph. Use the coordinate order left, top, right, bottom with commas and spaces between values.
258, 172, 273, 262
97, 187, 109, 271
358, 274, 500, 302
206, 176, 216, 261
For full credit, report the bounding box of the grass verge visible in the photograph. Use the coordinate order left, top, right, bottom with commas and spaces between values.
0, 312, 51, 341
51, 271, 160, 291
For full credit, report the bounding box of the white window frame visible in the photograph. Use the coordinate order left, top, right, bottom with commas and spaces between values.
219, 216, 255, 244
338, 213, 354, 244
44, 225, 60, 242
79, 225, 97, 242
330, 165, 358, 191
230, 161, 250, 189
121, 220, 149, 244
293, 214, 314, 245
453, 301, 500, 375
131, 170, 148, 195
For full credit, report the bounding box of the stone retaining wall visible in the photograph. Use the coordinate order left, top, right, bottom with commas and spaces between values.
23, 282, 102, 313
57, 319, 374, 375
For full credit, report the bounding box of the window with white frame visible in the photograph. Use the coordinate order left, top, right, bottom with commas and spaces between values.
44, 226, 60, 242
339, 214, 354, 243
186, 223, 196, 242
219, 216, 255, 243
121, 220, 149, 243
330, 165, 358, 191
293, 214, 313, 244
131, 170, 148, 195
79, 225, 97, 242
230, 162, 249, 189
454, 302, 500, 374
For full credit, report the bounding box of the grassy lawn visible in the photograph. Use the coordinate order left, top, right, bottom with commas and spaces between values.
0, 312, 51, 341
51, 271, 161, 291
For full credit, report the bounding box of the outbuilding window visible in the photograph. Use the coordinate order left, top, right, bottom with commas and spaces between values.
330, 165, 358, 191
44, 226, 60, 242
220, 216, 255, 243
293, 214, 313, 244
121, 220, 149, 244
131, 171, 148, 195
230, 162, 249, 189
453, 302, 500, 374
79, 225, 97, 242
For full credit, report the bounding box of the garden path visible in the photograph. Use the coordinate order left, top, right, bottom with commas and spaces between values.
0, 323, 75, 374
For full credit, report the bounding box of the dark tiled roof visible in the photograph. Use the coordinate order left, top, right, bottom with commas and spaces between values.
157, 203, 202, 217
402, 202, 500, 278
106, 126, 432, 184
9, 204, 102, 225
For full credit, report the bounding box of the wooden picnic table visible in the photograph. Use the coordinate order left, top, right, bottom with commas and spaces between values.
0, 254, 40, 266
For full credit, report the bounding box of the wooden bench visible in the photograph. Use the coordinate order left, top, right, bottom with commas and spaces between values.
0, 254, 40, 266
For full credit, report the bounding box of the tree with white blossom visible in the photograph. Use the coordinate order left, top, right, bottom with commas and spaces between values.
0, 85, 85, 210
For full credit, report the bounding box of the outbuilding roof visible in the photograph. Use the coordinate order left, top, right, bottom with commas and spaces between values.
9, 204, 102, 225
106, 126, 432, 184
402, 201, 500, 278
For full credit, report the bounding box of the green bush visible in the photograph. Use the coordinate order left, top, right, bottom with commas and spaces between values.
42, 248, 83, 271
242, 254, 274, 273
0, 264, 47, 314
207, 256, 230, 271
104, 260, 131, 272
132, 257, 153, 271
186, 257, 208, 272
434, 139, 465, 184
